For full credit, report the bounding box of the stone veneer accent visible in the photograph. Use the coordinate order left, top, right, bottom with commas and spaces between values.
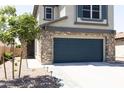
39, 30, 115, 64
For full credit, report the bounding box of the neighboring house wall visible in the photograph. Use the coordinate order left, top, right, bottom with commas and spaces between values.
115, 32, 124, 61
115, 39, 124, 60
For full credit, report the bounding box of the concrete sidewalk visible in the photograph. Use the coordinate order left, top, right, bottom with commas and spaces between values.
27, 59, 42, 68
27, 59, 75, 87
27, 60, 124, 88
51, 63, 124, 88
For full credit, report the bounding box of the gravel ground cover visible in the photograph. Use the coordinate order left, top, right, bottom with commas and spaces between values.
0, 75, 63, 88
0, 57, 64, 88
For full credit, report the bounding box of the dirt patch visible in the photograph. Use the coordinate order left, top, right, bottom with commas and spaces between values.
0, 58, 64, 88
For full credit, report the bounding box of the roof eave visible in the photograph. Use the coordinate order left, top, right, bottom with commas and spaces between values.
33, 5, 39, 18
115, 37, 124, 40
40, 16, 68, 30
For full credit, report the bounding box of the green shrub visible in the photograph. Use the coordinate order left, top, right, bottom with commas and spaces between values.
4, 52, 13, 61
16, 45, 21, 48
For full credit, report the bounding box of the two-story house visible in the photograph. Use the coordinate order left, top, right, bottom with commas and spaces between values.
32, 5, 115, 64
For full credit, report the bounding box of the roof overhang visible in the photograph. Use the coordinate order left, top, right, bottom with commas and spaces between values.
115, 32, 124, 40
40, 16, 68, 29
33, 5, 39, 17
41, 26, 116, 34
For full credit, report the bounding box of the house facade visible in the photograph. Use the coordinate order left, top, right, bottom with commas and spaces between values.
115, 32, 124, 61
33, 5, 115, 64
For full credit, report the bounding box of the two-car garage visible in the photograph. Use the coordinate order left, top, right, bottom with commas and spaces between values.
54, 38, 104, 63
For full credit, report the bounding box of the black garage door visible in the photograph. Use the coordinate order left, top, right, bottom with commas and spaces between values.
54, 38, 103, 63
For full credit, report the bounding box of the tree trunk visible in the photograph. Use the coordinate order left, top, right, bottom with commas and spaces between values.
20, 40, 27, 59
18, 40, 27, 78
3, 44, 7, 79
12, 43, 15, 79
18, 51, 23, 78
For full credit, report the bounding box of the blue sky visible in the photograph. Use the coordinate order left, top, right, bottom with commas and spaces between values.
114, 5, 124, 32
15, 5, 33, 15
13, 5, 124, 32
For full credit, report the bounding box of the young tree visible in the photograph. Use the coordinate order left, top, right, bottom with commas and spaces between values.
0, 32, 7, 79
0, 26, 16, 79
0, 6, 40, 79
0, 6, 16, 79
18, 14, 40, 78
8, 13, 40, 78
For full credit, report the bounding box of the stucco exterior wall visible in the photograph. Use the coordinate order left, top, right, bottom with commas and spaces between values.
38, 5, 114, 30
50, 5, 114, 30
54, 6, 60, 19
38, 5, 60, 24
35, 39, 41, 62
59, 5, 66, 17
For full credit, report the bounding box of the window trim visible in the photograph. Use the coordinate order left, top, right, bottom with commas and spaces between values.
44, 6, 54, 20
79, 5, 102, 20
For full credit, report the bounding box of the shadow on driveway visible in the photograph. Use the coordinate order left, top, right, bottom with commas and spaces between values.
52, 61, 124, 67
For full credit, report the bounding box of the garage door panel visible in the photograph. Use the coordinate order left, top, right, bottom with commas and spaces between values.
54, 38, 103, 63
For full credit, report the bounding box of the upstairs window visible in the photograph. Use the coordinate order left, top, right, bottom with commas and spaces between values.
79, 5, 102, 20
92, 5, 101, 19
82, 5, 91, 18
44, 7, 53, 20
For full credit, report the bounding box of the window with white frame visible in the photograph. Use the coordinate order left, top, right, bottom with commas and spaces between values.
82, 5, 102, 20
44, 7, 53, 20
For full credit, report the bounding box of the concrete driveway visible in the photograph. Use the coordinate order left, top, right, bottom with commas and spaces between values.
49, 62, 124, 88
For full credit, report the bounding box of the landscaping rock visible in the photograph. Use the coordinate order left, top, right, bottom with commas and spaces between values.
0, 75, 64, 88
